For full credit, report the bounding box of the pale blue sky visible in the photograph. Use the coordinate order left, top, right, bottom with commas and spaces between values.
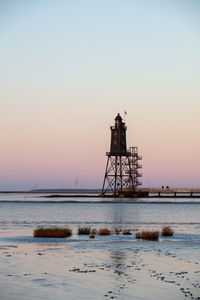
0, 1, 200, 189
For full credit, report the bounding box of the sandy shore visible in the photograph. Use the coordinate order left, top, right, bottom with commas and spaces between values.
0, 233, 200, 300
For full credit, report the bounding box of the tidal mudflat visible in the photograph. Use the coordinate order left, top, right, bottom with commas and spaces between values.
0, 194, 200, 299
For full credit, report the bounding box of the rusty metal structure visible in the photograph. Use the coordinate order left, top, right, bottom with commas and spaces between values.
101, 114, 142, 197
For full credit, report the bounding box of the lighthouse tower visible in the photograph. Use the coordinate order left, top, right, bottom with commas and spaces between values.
102, 113, 142, 197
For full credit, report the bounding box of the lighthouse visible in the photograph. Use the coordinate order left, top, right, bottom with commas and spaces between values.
101, 113, 142, 197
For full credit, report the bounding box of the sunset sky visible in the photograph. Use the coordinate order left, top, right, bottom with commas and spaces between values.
0, 0, 200, 190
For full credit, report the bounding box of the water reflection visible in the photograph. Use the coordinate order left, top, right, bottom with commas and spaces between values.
110, 249, 126, 276
110, 202, 139, 229
106, 248, 130, 299
107, 203, 132, 298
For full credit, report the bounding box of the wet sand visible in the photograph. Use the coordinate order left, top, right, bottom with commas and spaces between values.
0, 233, 200, 300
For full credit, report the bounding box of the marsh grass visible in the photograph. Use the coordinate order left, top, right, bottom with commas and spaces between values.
122, 229, 132, 235
78, 227, 91, 235
161, 226, 174, 236
99, 228, 111, 235
89, 234, 95, 239
141, 231, 159, 241
114, 229, 121, 235
33, 227, 72, 238
135, 232, 141, 239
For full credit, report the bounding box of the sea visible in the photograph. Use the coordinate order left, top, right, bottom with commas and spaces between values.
0, 193, 200, 300
0, 193, 200, 244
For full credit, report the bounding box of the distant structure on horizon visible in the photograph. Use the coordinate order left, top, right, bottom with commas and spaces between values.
101, 113, 142, 197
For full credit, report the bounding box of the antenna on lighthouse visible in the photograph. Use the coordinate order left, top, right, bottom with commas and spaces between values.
124, 110, 127, 122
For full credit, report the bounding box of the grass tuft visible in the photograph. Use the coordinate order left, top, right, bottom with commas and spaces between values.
89, 234, 95, 239
161, 226, 174, 236
114, 229, 121, 235
141, 231, 159, 241
33, 227, 72, 238
78, 227, 91, 235
99, 228, 111, 235
135, 232, 141, 239
122, 229, 132, 235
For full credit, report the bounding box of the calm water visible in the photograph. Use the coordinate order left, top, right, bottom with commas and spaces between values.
0, 193, 200, 236
1, 193, 200, 300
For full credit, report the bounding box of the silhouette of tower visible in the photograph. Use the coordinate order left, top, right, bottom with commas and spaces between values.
102, 113, 142, 196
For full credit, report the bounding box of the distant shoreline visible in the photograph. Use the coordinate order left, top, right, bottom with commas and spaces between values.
0, 188, 200, 198
0, 189, 101, 194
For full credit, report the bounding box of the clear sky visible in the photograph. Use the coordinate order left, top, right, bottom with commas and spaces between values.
0, 0, 200, 190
